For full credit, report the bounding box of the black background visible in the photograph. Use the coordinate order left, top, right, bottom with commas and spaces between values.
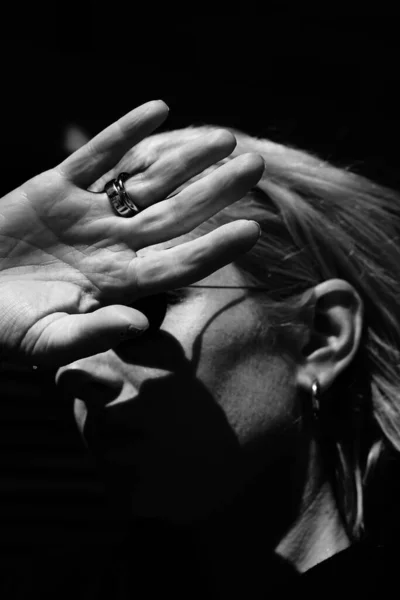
1, 5, 400, 595
2, 8, 400, 189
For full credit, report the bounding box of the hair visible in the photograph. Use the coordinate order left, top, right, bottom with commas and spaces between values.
130, 125, 400, 542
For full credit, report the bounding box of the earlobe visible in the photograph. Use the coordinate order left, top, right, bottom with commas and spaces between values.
296, 279, 364, 393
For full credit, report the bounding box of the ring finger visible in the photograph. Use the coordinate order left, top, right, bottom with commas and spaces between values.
120, 152, 265, 250
98, 129, 237, 218
121, 128, 237, 210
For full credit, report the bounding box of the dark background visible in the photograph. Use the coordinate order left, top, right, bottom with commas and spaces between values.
1, 6, 400, 593
3, 9, 400, 190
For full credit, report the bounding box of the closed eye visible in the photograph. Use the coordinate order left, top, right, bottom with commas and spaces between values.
163, 287, 188, 306
125, 288, 189, 333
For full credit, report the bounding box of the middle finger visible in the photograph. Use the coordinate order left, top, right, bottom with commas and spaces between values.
120, 152, 265, 250
120, 129, 237, 211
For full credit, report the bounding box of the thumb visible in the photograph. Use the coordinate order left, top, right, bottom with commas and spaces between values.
34, 305, 149, 367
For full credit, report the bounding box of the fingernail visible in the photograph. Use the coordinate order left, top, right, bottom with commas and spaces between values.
249, 220, 262, 240
156, 100, 170, 112
120, 325, 149, 340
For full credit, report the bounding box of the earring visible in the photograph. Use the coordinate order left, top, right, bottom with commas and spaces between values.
311, 378, 321, 419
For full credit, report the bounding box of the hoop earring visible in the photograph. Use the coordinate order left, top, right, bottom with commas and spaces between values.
311, 379, 321, 419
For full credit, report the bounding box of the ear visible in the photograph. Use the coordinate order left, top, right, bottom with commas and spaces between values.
296, 279, 364, 393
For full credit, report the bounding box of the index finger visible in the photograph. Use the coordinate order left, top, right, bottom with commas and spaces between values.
57, 100, 169, 188
131, 220, 261, 296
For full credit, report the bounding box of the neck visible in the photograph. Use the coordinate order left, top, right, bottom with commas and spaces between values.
189, 437, 350, 592
275, 479, 350, 572
274, 433, 350, 572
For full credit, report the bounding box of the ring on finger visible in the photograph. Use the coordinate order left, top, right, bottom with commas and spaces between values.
104, 172, 141, 218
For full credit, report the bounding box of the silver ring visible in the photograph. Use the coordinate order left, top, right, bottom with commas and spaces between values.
104, 172, 140, 218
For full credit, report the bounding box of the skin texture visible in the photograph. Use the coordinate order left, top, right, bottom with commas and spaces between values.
0, 103, 364, 594
56, 257, 303, 524
53, 123, 364, 582
56, 240, 360, 579
0, 100, 264, 367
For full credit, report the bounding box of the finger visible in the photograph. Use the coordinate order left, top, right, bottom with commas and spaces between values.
32, 306, 150, 368
131, 219, 261, 296
120, 153, 265, 250
121, 129, 237, 210
57, 100, 169, 188
88, 125, 213, 194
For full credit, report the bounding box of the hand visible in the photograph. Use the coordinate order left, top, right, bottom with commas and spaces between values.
0, 100, 263, 368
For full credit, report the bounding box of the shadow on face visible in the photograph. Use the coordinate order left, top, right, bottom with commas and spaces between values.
56, 267, 311, 547
83, 329, 244, 518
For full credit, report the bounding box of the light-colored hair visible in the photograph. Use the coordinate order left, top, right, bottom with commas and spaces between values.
129, 125, 400, 540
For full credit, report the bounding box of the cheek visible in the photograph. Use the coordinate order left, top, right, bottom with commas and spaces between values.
196, 324, 298, 447
234, 355, 298, 439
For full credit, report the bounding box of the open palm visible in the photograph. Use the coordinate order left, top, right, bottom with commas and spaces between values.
0, 101, 263, 367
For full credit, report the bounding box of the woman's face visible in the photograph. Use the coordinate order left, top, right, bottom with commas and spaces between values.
55, 248, 303, 525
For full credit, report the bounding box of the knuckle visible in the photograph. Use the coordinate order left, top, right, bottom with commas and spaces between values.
85, 139, 101, 162
125, 173, 150, 205
168, 197, 184, 230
